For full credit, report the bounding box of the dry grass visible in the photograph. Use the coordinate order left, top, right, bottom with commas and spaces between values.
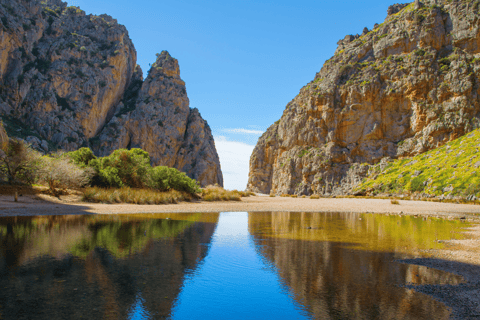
391, 199, 400, 205
280, 194, 301, 198
82, 187, 194, 204
234, 189, 256, 197
310, 195, 320, 199
269, 194, 276, 197
201, 186, 250, 201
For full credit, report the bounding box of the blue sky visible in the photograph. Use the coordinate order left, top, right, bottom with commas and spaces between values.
68, 0, 398, 189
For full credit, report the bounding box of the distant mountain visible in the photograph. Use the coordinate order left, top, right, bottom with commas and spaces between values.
0, 0, 223, 186
248, 0, 480, 195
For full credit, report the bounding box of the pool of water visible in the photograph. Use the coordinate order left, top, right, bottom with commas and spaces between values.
0, 212, 471, 319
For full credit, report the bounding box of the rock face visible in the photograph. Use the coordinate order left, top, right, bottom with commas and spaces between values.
0, 0, 222, 186
248, 0, 480, 195
95, 52, 223, 186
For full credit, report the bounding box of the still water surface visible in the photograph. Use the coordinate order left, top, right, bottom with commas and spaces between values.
0, 212, 470, 319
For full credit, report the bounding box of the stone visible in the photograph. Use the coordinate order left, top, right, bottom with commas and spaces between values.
41, 140, 49, 151
387, 3, 409, 16
414, 0, 422, 10
443, 186, 454, 193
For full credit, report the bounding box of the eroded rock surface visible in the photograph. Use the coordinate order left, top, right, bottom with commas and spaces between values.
248, 0, 480, 195
0, 0, 222, 186
95, 52, 223, 186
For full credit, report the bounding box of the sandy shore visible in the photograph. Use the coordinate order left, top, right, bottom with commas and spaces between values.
1, 193, 480, 218
1, 194, 480, 318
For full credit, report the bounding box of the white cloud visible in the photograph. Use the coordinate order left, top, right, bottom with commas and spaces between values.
214, 136, 254, 191
222, 128, 264, 135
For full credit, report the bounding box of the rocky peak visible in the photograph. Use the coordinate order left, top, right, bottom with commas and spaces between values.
387, 3, 409, 15
93, 51, 223, 187
150, 51, 180, 78
0, 0, 223, 187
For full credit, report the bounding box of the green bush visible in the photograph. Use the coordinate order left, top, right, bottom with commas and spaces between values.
93, 148, 151, 188
410, 177, 425, 192
148, 166, 200, 194
68, 147, 201, 194
66, 147, 97, 167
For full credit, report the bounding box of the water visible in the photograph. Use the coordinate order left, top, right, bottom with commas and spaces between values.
0, 212, 470, 319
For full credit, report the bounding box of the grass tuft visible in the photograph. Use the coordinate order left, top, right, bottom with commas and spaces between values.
201, 186, 254, 202
82, 187, 193, 204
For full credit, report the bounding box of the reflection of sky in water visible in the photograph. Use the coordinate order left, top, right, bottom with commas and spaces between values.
169, 212, 310, 320
0, 213, 465, 319
128, 294, 150, 320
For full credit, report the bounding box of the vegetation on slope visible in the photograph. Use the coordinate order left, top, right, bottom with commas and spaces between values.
356, 129, 480, 199
0, 126, 250, 203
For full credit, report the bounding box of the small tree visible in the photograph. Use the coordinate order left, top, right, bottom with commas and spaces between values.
0, 138, 41, 184
0, 122, 7, 153
37, 154, 94, 192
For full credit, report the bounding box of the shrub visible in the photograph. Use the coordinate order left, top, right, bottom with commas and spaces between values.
391, 199, 400, 205
410, 177, 425, 192
66, 147, 97, 167
201, 186, 241, 201
93, 148, 151, 188
234, 190, 255, 197
37, 154, 94, 192
310, 195, 320, 199
298, 149, 309, 158
148, 166, 200, 194
0, 138, 41, 184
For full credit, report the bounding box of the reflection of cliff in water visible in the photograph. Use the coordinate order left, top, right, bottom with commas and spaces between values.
248, 212, 462, 320
0, 213, 219, 319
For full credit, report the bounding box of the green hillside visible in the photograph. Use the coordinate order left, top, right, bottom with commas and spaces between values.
356, 130, 480, 200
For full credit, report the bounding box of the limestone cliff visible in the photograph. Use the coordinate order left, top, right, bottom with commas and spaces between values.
95, 52, 223, 186
0, 0, 222, 186
248, 0, 480, 195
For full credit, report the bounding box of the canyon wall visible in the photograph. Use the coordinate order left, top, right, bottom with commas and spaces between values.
248, 0, 480, 195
